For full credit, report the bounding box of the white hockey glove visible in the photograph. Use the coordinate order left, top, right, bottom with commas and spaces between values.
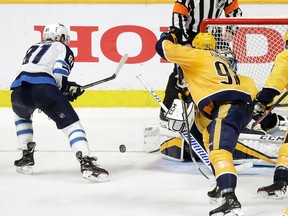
165, 99, 185, 132
166, 99, 195, 132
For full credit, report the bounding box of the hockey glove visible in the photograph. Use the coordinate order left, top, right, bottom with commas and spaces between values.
64, 81, 85, 102
175, 77, 193, 104
165, 99, 185, 132
160, 26, 183, 44
252, 98, 266, 119
178, 87, 193, 104
168, 26, 183, 44
260, 113, 279, 132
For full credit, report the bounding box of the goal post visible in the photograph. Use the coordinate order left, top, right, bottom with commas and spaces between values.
200, 18, 288, 115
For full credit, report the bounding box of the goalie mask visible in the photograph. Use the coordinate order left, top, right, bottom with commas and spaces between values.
218, 49, 238, 73
43, 23, 70, 45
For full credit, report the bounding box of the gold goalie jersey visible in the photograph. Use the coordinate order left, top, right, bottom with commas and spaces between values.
263, 49, 288, 92
157, 40, 257, 119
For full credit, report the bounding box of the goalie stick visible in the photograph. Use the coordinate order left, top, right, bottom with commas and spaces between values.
82, 53, 128, 89
252, 91, 288, 129
136, 74, 253, 176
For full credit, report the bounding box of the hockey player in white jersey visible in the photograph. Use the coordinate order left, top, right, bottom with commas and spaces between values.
10, 23, 109, 182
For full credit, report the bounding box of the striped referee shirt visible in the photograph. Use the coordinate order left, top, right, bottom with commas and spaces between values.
172, 0, 242, 43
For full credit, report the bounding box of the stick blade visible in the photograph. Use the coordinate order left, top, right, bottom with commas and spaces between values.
235, 161, 254, 172
114, 53, 128, 76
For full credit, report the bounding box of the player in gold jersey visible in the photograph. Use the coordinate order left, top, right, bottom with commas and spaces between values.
155, 30, 256, 215
161, 0, 243, 122
252, 31, 288, 199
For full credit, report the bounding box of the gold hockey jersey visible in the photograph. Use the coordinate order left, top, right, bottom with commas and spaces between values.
159, 40, 257, 119
263, 49, 288, 93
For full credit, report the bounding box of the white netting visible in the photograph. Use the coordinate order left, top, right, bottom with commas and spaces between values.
201, 18, 288, 116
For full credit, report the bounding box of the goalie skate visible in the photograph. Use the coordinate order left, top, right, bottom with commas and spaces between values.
14, 142, 36, 174
257, 180, 287, 199
209, 191, 244, 216
76, 151, 109, 182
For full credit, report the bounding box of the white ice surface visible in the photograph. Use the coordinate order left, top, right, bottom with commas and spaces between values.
0, 108, 287, 216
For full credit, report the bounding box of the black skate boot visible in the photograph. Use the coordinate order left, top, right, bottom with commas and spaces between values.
209, 189, 243, 216
14, 142, 36, 174
257, 180, 287, 199
76, 151, 109, 182
207, 185, 224, 205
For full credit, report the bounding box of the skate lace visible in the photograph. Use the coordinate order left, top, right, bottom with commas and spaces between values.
221, 194, 239, 209
81, 156, 100, 169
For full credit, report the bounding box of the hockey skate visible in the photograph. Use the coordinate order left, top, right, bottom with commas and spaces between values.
257, 180, 287, 199
209, 190, 244, 216
14, 142, 36, 174
207, 185, 224, 205
76, 151, 109, 182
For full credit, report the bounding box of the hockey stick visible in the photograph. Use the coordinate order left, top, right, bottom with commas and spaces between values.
136, 74, 253, 174
182, 100, 210, 179
273, 103, 288, 107
136, 74, 213, 175
82, 53, 128, 89
252, 91, 288, 129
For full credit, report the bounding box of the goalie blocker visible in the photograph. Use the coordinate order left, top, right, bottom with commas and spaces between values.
144, 99, 285, 165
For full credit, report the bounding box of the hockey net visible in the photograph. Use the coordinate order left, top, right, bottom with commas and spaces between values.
200, 18, 288, 116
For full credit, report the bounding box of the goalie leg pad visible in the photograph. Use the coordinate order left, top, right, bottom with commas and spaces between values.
234, 141, 277, 165
143, 125, 161, 153
143, 123, 181, 153
160, 137, 185, 162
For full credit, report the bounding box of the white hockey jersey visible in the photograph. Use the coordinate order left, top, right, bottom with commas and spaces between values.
10, 41, 74, 90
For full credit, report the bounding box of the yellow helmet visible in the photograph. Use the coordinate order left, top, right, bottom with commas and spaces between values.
192, 32, 216, 51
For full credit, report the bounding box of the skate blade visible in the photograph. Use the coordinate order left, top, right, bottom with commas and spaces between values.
210, 208, 244, 216
226, 208, 244, 216
82, 171, 109, 182
257, 190, 285, 199
16, 166, 33, 174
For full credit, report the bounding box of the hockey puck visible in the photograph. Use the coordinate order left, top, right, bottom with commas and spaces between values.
119, 144, 126, 153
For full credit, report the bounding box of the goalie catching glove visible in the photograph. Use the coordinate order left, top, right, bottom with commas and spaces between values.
63, 81, 85, 102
